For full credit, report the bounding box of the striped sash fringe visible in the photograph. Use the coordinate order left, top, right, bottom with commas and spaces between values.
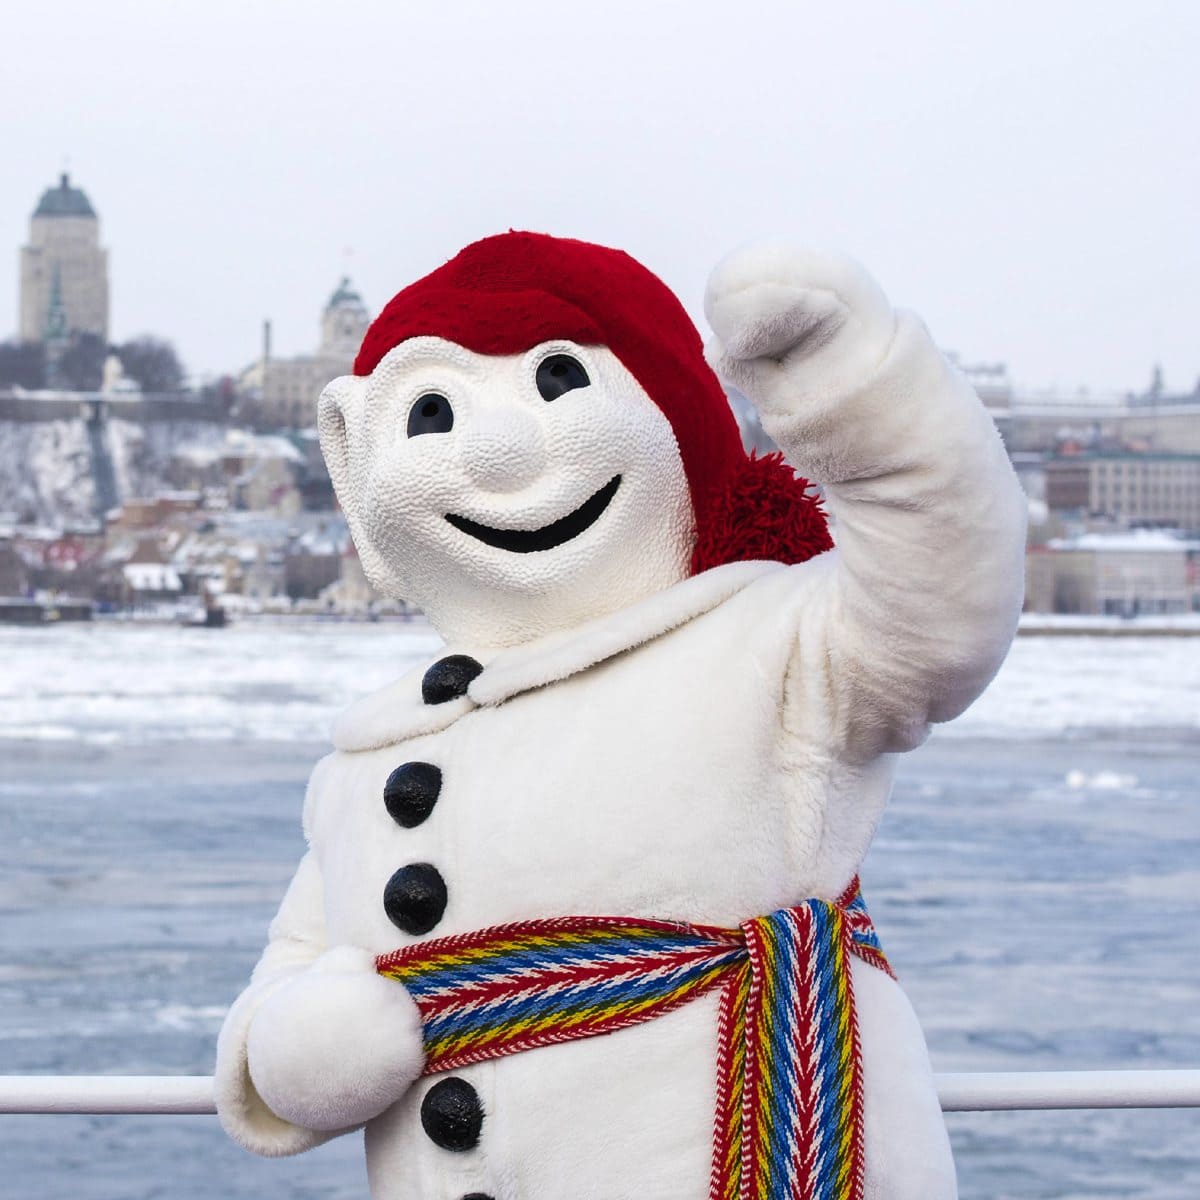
377, 878, 893, 1200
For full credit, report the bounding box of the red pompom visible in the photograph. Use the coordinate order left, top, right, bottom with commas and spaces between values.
690, 452, 833, 575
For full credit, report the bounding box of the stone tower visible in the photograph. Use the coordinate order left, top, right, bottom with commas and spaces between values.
19, 173, 110, 344
319, 277, 370, 359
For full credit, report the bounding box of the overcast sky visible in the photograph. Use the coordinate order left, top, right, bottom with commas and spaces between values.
4, 1, 1197, 394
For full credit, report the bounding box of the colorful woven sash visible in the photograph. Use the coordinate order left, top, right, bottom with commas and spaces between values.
376, 878, 892, 1200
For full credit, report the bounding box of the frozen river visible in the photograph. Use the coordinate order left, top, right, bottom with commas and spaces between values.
0, 620, 1197, 1199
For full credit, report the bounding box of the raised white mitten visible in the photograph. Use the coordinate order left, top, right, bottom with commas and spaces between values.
703, 244, 896, 432
705, 242, 1026, 763
246, 944, 426, 1132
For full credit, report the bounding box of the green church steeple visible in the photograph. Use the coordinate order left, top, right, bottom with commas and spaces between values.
43, 265, 71, 386
45, 265, 69, 342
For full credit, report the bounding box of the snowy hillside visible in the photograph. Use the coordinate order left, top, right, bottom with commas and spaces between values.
0, 419, 96, 525
0, 417, 227, 526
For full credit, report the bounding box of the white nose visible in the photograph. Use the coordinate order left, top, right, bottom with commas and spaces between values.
459, 407, 548, 493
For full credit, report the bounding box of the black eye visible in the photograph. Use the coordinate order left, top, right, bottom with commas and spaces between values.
407, 393, 454, 437
536, 354, 590, 402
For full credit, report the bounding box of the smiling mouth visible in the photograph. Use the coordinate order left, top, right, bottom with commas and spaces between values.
445, 475, 622, 554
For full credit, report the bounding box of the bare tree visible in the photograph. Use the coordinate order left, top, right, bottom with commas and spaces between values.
116, 336, 185, 393
0, 340, 46, 389
55, 333, 107, 391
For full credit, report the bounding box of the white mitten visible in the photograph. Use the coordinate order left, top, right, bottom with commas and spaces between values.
703, 244, 896, 416
246, 944, 425, 1131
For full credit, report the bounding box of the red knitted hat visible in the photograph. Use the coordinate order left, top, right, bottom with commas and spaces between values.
355, 232, 831, 574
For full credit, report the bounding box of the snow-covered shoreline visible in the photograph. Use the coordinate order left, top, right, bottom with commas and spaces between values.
0, 621, 1195, 748
1019, 612, 1200, 635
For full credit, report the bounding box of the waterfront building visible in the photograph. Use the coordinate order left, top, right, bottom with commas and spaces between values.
1026, 529, 1200, 616
18, 174, 110, 344
1044, 452, 1200, 534
316, 541, 376, 613
283, 525, 346, 599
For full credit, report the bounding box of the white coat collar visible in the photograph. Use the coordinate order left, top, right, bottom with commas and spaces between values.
331, 559, 783, 753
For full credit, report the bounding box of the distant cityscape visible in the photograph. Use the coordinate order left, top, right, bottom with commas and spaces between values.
3, 173, 1200, 625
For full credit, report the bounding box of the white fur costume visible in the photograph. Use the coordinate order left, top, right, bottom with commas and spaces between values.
215, 246, 1027, 1200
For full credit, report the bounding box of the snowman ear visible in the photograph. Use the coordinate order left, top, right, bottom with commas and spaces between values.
317, 375, 362, 506
318, 375, 393, 591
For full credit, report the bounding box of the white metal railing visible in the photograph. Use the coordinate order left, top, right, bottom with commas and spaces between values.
2, 1070, 1199, 1115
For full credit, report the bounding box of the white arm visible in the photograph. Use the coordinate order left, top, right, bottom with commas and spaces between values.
214, 767, 426, 1156
705, 245, 1027, 761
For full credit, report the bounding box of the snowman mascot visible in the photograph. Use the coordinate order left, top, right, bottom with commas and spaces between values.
215, 232, 1026, 1200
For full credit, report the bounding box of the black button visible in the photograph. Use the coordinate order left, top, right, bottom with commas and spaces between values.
420, 1077, 484, 1151
462, 1195, 495, 1199
384, 762, 442, 828
421, 655, 483, 704
383, 863, 447, 935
